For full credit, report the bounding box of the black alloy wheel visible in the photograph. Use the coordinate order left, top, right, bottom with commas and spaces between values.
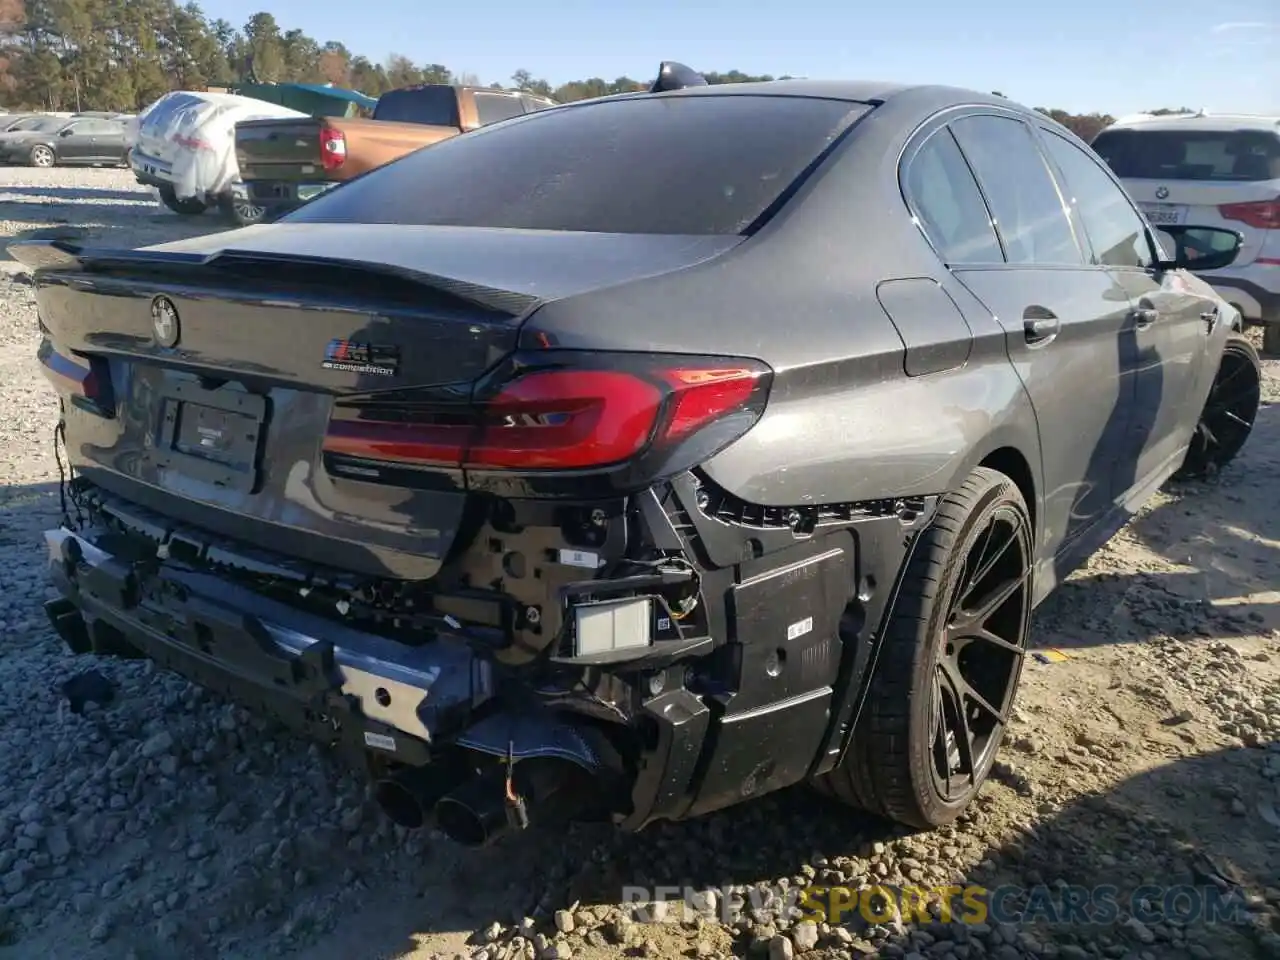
819, 466, 1034, 829
930, 501, 1031, 805
1174, 334, 1262, 480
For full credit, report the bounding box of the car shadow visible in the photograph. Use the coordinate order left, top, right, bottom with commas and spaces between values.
1034, 401, 1280, 651
4, 435, 1272, 960
278, 746, 1276, 960
5, 468, 1272, 960
944, 743, 1276, 960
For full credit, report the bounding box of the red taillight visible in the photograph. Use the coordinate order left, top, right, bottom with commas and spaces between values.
319, 125, 347, 172
1218, 199, 1280, 230
321, 354, 771, 475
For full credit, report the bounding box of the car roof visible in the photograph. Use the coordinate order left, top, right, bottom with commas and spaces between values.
1102, 112, 1280, 134
593, 79, 1021, 115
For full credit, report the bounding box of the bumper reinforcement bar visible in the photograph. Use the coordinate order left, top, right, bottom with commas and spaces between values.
44, 526, 494, 748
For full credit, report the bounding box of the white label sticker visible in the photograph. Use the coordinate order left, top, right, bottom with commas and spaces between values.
558, 549, 601, 569
786, 616, 814, 641
657, 617, 671, 631
363, 732, 397, 752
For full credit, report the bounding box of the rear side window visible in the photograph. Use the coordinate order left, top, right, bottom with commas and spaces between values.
81, 120, 122, 136
373, 87, 462, 127
474, 93, 526, 125
904, 128, 1003, 264
950, 115, 1084, 266
1092, 128, 1280, 182
1040, 131, 1153, 269
286, 95, 866, 235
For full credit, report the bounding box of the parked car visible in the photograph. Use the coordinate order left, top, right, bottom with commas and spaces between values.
1092, 112, 1280, 353
128, 90, 309, 224
15, 64, 1261, 847
0, 113, 42, 132
235, 83, 557, 221
0, 115, 129, 167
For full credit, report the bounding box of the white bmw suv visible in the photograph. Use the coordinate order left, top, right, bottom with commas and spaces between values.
1092, 112, 1280, 352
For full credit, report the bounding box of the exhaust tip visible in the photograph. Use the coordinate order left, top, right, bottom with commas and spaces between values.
435, 793, 505, 848
45, 598, 91, 655
373, 777, 429, 830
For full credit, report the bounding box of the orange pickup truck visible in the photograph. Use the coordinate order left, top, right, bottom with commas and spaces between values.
233, 84, 556, 221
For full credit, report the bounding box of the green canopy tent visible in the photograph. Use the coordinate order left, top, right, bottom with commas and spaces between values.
233, 82, 378, 118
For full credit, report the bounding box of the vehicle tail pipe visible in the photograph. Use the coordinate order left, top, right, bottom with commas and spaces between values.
372, 757, 469, 831
433, 756, 595, 848
45, 598, 92, 655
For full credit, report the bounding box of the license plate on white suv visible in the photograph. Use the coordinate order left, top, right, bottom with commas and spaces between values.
1139, 202, 1187, 226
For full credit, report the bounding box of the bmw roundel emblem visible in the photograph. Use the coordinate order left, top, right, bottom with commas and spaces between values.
151, 295, 180, 347
1154, 185, 1169, 200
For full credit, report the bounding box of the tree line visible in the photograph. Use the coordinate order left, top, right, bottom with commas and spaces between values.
0, 1, 1185, 143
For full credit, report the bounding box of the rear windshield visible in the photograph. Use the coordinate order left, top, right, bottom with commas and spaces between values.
286, 95, 866, 235
372, 87, 461, 127
1092, 128, 1280, 182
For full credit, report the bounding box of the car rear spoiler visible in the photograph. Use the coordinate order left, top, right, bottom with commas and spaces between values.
5, 238, 542, 317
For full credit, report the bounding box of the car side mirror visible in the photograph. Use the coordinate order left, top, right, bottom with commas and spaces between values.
58, 128, 74, 137
1153, 225, 1244, 272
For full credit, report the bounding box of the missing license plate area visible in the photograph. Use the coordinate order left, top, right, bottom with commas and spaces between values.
154, 383, 268, 493
175, 403, 258, 469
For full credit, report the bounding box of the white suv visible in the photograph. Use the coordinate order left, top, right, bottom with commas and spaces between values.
1092, 112, 1280, 351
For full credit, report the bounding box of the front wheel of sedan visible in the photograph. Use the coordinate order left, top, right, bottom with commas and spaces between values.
1172, 333, 1261, 481
819, 466, 1033, 829
29, 145, 54, 168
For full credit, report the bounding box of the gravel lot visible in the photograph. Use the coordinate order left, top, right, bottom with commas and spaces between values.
0, 166, 1278, 960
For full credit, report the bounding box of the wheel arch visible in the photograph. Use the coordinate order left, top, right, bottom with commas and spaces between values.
977, 445, 1037, 534
943, 425, 1043, 558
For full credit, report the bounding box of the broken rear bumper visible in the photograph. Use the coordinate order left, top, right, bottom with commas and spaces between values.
43, 474, 936, 833
44, 526, 500, 765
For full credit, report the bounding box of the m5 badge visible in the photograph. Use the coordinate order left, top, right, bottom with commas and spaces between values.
322, 339, 400, 377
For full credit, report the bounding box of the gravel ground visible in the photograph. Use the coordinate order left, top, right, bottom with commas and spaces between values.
0, 166, 1278, 960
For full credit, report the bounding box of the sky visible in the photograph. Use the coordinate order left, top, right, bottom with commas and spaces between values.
203, 0, 1280, 117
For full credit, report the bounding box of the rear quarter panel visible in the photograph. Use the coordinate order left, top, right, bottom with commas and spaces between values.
520, 89, 1044, 520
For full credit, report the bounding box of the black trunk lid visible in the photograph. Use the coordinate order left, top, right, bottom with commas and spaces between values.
18, 224, 740, 580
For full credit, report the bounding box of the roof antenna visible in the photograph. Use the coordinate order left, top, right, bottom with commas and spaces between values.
650, 61, 708, 93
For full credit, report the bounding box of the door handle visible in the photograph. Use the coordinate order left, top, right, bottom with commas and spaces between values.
1200, 307, 1219, 333
1022, 307, 1060, 344
1132, 307, 1159, 328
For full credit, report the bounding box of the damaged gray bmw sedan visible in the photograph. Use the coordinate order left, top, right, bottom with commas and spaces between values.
15, 65, 1262, 846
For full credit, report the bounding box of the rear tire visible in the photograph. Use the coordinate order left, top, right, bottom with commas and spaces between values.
158, 185, 208, 216
29, 145, 54, 168
217, 191, 266, 227
818, 466, 1033, 829
1173, 333, 1261, 480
